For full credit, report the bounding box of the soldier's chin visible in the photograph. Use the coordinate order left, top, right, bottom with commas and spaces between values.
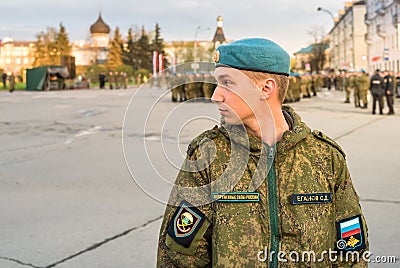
220, 116, 241, 126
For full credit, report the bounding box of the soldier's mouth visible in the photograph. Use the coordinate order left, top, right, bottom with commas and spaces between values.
218, 109, 229, 115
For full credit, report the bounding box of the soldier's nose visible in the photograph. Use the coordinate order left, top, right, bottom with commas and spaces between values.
211, 86, 224, 103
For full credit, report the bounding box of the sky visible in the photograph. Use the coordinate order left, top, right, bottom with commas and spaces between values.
0, 0, 346, 54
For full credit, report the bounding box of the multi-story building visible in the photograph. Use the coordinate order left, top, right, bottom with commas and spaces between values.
365, 0, 400, 72
0, 37, 35, 75
329, 1, 368, 71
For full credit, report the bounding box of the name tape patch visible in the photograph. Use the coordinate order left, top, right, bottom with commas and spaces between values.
292, 192, 332, 205
336, 214, 366, 252
212, 192, 260, 202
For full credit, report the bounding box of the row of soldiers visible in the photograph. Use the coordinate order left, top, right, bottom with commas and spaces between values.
99, 71, 129, 89
340, 71, 370, 108
168, 72, 327, 103
168, 73, 217, 102
285, 74, 325, 103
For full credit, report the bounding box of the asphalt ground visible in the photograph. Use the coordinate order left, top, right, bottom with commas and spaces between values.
0, 86, 399, 267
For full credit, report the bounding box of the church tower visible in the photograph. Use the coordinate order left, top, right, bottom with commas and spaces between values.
90, 12, 111, 63
212, 15, 226, 47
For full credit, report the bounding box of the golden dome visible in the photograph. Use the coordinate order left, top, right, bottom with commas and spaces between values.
90, 13, 110, 34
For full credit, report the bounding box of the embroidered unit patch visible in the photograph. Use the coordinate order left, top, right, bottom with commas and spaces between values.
336, 215, 366, 251
166, 200, 206, 248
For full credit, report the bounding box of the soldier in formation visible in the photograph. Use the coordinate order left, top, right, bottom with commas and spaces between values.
343, 71, 351, 103
357, 71, 370, 109
108, 72, 114, 90
169, 73, 217, 102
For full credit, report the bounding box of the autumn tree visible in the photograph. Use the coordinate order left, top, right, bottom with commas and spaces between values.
33, 27, 58, 66
32, 24, 72, 67
107, 27, 124, 71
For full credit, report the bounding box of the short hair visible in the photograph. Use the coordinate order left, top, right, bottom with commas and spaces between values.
239, 70, 289, 104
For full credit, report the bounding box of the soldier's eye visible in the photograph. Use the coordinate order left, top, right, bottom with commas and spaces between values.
223, 80, 233, 87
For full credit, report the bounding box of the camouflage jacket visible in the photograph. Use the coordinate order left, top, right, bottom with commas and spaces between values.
157, 106, 368, 267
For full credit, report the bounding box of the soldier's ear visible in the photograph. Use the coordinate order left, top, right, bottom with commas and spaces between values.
260, 78, 276, 100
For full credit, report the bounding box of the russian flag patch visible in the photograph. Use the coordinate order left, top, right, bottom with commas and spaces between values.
336, 215, 366, 251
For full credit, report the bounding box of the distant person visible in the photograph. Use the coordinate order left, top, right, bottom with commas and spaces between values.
122, 72, 128, 89
370, 69, 385, 115
343, 72, 351, 103
384, 71, 395, 115
395, 71, 400, 98
99, 72, 106, 89
114, 71, 120, 89
358, 71, 370, 109
9, 73, 15, 93
2, 73, 7, 89
108, 72, 114, 90
137, 73, 142, 86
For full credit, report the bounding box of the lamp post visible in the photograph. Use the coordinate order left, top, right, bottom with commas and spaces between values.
317, 7, 335, 27
193, 26, 210, 61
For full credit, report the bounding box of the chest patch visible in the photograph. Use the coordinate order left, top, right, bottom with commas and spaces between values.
291, 192, 332, 205
212, 192, 260, 202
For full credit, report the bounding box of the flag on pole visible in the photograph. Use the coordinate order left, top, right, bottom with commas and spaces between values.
172, 54, 176, 74
153, 51, 158, 76
159, 53, 164, 73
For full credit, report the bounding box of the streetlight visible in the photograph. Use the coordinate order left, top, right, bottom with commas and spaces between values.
193, 26, 210, 61
317, 7, 335, 24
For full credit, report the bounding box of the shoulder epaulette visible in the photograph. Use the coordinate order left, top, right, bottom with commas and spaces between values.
312, 130, 346, 158
186, 125, 220, 156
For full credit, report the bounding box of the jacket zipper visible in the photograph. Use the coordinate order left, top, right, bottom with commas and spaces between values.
267, 148, 279, 267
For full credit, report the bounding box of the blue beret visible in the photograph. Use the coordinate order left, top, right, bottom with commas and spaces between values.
214, 38, 290, 76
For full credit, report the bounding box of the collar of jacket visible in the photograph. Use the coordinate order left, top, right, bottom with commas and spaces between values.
218, 105, 311, 157
277, 105, 311, 157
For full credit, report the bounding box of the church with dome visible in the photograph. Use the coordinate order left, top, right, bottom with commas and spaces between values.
71, 13, 112, 66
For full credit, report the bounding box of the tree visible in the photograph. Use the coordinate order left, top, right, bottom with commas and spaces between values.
107, 27, 124, 71
307, 26, 328, 73
309, 42, 328, 73
55, 23, 71, 57
33, 24, 72, 67
33, 27, 58, 66
32, 33, 47, 67
151, 23, 168, 68
122, 28, 136, 68
151, 23, 164, 54
134, 26, 152, 71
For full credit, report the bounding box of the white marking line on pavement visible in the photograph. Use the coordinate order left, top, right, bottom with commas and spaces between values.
75, 125, 103, 137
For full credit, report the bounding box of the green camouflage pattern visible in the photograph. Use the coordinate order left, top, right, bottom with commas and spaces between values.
157, 106, 369, 267
357, 74, 369, 107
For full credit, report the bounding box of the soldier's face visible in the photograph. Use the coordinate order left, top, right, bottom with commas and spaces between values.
212, 67, 264, 127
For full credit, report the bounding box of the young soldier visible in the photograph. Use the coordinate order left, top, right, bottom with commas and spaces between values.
157, 38, 368, 267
